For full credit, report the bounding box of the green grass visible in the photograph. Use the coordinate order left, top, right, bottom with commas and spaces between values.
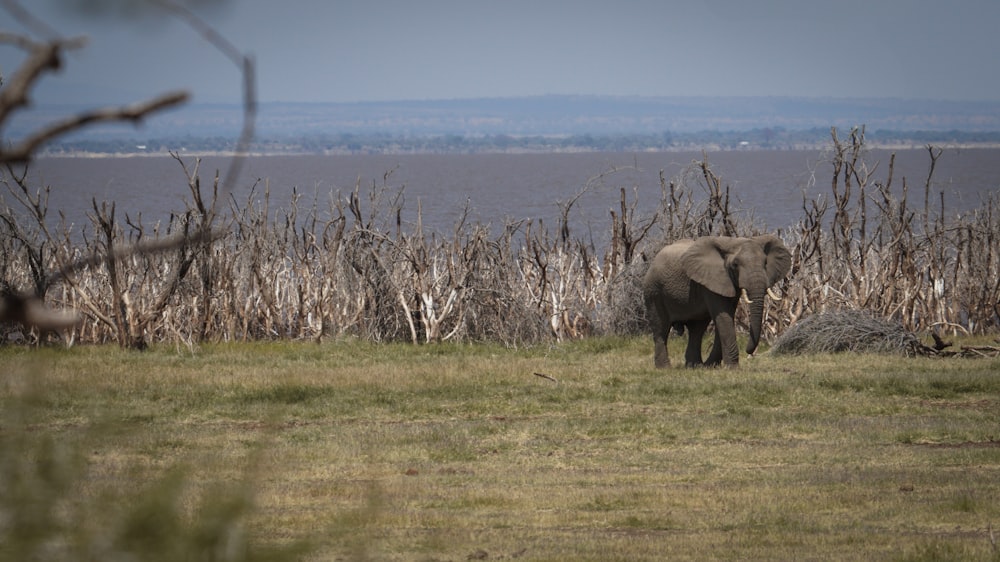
2, 338, 999, 561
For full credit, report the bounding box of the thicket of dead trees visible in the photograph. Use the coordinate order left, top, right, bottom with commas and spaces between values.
1, 5, 997, 349
0, 0, 250, 341
2, 126, 998, 348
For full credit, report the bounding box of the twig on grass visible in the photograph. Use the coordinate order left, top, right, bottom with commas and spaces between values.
957, 346, 1000, 358
533, 372, 558, 383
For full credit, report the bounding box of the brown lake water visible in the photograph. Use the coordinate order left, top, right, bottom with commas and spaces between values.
21, 149, 1000, 240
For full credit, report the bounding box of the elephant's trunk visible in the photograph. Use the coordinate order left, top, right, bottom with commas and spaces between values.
745, 287, 766, 356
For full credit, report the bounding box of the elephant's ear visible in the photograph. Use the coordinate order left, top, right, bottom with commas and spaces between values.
754, 234, 792, 286
681, 237, 736, 297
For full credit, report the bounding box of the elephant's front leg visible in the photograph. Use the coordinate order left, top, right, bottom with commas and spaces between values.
705, 322, 723, 366
684, 318, 710, 367
708, 301, 740, 367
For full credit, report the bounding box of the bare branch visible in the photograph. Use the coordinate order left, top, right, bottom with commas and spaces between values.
0, 34, 88, 126
533, 372, 559, 383
0, 291, 81, 331
0, 0, 254, 338
0, 91, 190, 163
0, 0, 62, 39
152, 0, 257, 203
45, 227, 224, 288
0, 7, 185, 164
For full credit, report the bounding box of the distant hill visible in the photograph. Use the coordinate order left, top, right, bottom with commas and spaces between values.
14, 95, 1000, 154
248, 96, 1000, 136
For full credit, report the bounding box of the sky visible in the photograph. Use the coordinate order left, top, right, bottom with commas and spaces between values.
2, 0, 1000, 107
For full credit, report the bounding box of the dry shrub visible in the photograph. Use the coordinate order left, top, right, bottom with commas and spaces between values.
771, 309, 925, 356
775, 128, 1000, 340
1, 1, 998, 348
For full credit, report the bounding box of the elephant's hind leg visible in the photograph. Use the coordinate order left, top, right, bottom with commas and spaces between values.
648, 300, 671, 368
653, 337, 669, 368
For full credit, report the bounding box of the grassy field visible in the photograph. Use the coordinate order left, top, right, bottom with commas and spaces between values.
2, 337, 999, 561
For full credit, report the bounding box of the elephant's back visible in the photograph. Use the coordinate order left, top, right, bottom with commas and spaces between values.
643, 239, 696, 295
650, 239, 696, 268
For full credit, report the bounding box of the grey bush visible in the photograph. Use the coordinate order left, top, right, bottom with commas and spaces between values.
771, 310, 925, 356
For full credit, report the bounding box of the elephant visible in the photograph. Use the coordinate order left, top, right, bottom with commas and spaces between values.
642, 235, 791, 368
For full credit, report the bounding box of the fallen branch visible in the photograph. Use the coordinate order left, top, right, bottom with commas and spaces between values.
533, 372, 558, 383
957, 346, 1000, 358
926, 345, 1000, 359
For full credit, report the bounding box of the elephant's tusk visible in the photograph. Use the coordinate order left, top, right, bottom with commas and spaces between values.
740, 288, 753, 304
767, 287, 783, 301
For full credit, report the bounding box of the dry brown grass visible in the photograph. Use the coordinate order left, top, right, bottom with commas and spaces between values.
3, 338, 999, 560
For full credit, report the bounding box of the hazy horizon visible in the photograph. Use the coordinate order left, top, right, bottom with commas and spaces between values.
10, 95, 1000, 147
4, 0, 999, 150
3, 0, 999, 106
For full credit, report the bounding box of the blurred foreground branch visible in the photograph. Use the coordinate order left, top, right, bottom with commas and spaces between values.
0, 0, 254, 340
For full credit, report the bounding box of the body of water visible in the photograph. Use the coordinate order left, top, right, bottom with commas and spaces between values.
20, 148, 1000, 241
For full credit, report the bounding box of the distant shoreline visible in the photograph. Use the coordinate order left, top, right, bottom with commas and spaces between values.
38, 142, 1000, 159
16, 96, 1000, 158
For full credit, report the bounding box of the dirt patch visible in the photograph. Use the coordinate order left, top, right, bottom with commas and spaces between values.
911, 439, 1000, 449
919, 399, 996, 411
